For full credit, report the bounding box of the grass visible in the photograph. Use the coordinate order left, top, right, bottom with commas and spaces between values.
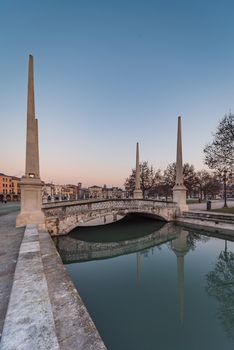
210, 207, 234, 214
186, 199, 199, 204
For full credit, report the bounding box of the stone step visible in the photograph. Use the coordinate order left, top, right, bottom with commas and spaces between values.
182, 211, 234, 224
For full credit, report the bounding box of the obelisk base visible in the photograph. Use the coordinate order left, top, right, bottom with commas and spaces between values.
133, 189, 143, 199
173, 185, 188, 212
16, 177, 45, 229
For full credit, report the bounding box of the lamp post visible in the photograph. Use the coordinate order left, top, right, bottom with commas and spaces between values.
222, 169, 232, 208
223, 170, 228, 208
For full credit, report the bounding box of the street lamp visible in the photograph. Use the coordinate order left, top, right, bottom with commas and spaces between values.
223, 170, 228, 208
222, 169, 233, 208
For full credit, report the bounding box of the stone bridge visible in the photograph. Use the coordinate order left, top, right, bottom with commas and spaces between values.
43, 199, 178, 236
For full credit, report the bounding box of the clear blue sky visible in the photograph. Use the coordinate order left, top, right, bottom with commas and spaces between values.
1, 0, 234, 187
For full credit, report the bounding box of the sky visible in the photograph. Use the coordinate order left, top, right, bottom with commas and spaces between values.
1, 0, 234, 187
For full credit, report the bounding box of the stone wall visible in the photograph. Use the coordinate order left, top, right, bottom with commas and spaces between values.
0, 225, 107, 350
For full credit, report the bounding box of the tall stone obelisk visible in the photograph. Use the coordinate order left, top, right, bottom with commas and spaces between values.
173, 116, 188, 212
133, 142, 143, 199
16, 55, 45, 228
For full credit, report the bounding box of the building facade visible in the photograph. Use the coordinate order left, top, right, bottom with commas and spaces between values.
0, 173, 20, 201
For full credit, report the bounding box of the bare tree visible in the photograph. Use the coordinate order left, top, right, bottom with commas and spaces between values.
161, 162, 198, 198
196, 170, 221, 200
204, 114, 234, 171
204, 113, 234, 206
124, 161, 155, 197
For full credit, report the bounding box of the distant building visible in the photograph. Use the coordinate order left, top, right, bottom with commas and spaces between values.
88, 184, 126, 199
42, 183, 55, 202
54, 185, 63, 199
11, 176, 21, 200
77, 183, 89, 199
0, 173, 20, 201
88, 185, 103, 199
62, 184, 78, 200
41, 182, 128, 203
42, 183, 79, 202
102, 185, 124, 199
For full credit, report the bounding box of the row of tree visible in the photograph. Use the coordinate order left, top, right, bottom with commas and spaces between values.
124, 162, 223, 200
125, 113, 233, 202
204, 113, 233, 207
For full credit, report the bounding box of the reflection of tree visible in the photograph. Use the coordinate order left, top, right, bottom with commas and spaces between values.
186, 233, 210, 251
167, 232, 210, 252
139, 245, 161, 258
206, 248, 234, 340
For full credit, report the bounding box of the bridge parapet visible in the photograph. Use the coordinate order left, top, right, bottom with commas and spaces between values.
42, 199, 178, 236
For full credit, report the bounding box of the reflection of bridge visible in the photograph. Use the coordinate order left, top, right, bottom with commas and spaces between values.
54, 222, 180, 263
43, 199, 178, 235
56, 223, 191, 325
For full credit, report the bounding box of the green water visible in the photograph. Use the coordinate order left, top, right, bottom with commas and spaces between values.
57, 215, 234, 350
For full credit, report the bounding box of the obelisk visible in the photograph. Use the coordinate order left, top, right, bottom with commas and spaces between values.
133, 142, 143, 199
173, 116, 188, 212
16, 55, 45, 228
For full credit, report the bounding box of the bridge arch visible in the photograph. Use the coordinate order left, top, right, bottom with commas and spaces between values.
43, 199, 178, 236
62, 211, 168, 235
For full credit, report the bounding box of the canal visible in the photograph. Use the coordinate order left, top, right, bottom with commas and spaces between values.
55, 214, 234, 350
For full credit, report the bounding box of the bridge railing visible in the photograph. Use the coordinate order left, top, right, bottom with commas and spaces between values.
42, 198, 177, 218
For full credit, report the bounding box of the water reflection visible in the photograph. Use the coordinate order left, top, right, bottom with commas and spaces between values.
54, 217, 234, 349
206, 241, 234, 340
54, 219, 179, 264
171, 231, 189, 325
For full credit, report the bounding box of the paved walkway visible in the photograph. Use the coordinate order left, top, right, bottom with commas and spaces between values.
188, 200, 234, 211
0, 225, 60, 350
0, 203, 24, 339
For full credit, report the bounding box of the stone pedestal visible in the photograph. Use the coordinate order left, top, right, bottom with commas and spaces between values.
173, 185, 188, 212
133, 189, 143, 199
16, 177, 45, 228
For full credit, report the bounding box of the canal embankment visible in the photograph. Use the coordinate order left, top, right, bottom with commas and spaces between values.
0, 204, 24, 339
176, 200, 234, 234
177, 210, 234, 235
0, 205, 107, 350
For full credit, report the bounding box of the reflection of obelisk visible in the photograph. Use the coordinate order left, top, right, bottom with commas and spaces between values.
133, 142, 143, 199
173, 116, 188, 212
136, 252, 141, 285
16, 55, 45, 228
171, 230, 189, 324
